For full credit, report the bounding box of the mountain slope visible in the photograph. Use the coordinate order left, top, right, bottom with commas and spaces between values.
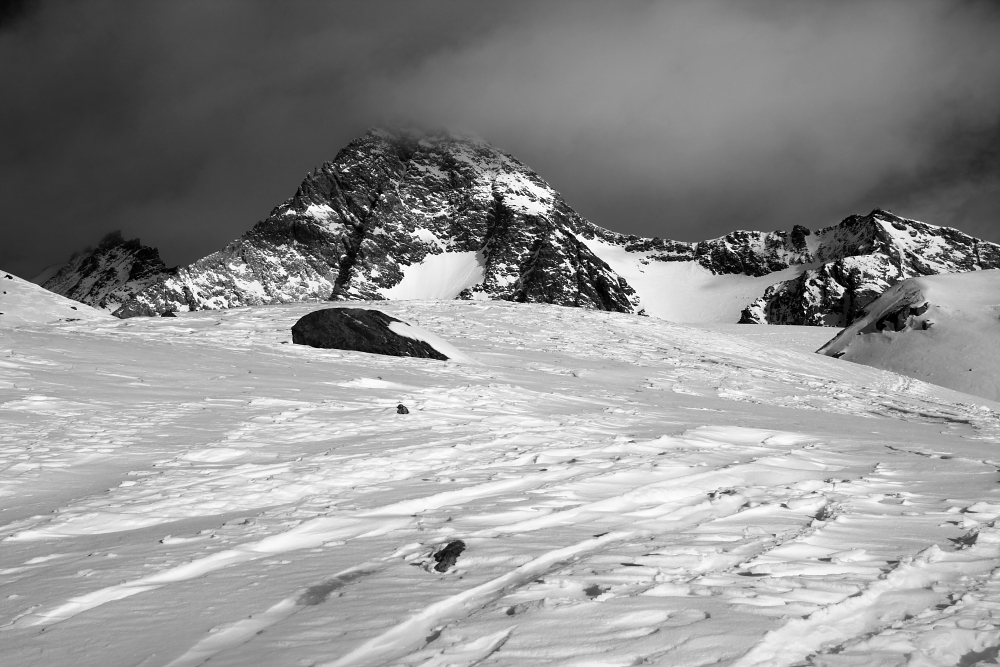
817, 270, 1000, 401
46, 129, 999, 324
0, 270, 112, 326
40, 231, 172, 311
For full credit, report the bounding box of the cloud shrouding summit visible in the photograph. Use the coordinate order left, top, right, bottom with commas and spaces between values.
1, 0, 999, 278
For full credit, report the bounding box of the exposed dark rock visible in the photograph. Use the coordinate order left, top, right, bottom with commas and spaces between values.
874, 301, 930, 333
291, 308, 449, 360
161, 311, 177, 317
396, 404, 409, 414
41, 231, 173, 311
433, 540, 466, 572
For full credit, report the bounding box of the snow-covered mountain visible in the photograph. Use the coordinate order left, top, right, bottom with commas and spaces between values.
39, 231, 171, 312
737, 210, 1000, 326
44, 129, 1000, 324
113, 129, 640, 318
817, 270, 1000, 401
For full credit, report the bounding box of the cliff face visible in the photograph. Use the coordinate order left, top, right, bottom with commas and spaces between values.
40, 231, 172, 311
44, 130, 999, 326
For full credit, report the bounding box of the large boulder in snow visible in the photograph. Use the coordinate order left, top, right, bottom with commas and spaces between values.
817, 270, 1000, 401
291, 308, 455, 360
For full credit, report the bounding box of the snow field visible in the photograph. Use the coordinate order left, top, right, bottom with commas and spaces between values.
380, 251, 486, 302
1, 301, 1000, 666
576, 236, 812, 323
0, 270, 111, 326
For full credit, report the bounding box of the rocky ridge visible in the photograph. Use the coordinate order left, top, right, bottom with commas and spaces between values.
44, 129, 1000, 325
736, 210, 1000, 325
40, 231, 172, 312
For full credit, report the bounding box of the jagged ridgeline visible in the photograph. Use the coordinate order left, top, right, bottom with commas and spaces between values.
40, 231, 171, 312
42, 128, 1000, 325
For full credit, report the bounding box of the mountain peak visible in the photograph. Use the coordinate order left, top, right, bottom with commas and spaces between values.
41, 234, 172, 311
111, 129, 636, 318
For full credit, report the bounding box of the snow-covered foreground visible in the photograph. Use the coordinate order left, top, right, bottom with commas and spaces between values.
3, 301, 1000, 666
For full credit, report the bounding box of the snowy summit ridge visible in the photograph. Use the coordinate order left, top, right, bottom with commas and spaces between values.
40, 129, 1000, 325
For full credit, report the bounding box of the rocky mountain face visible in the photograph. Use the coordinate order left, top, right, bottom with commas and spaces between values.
113, 129, 638, 318
736, 210, 1000, 325
41, 231, 173, 311
47, 129, 1000, 325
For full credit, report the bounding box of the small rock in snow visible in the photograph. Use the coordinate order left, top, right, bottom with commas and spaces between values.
433, 540, 466, 572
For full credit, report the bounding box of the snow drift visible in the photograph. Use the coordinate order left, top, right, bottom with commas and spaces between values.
818, 270, 1000, 401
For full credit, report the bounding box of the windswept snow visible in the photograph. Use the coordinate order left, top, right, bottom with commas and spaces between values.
0, 270, 111, 326
819, 270, 1000, 402
380, 251, 486, 301
3, 300, 1000, 666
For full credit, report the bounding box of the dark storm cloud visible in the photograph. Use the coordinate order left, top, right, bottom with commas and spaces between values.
2, 1, 999, 278
380, 0, 1000, 239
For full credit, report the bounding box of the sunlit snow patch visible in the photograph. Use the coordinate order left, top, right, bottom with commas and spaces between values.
381, 251, 485, 301
577, 236, 810, 322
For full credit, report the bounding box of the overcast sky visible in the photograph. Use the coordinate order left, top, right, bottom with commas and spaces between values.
2, 0, 999, 278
